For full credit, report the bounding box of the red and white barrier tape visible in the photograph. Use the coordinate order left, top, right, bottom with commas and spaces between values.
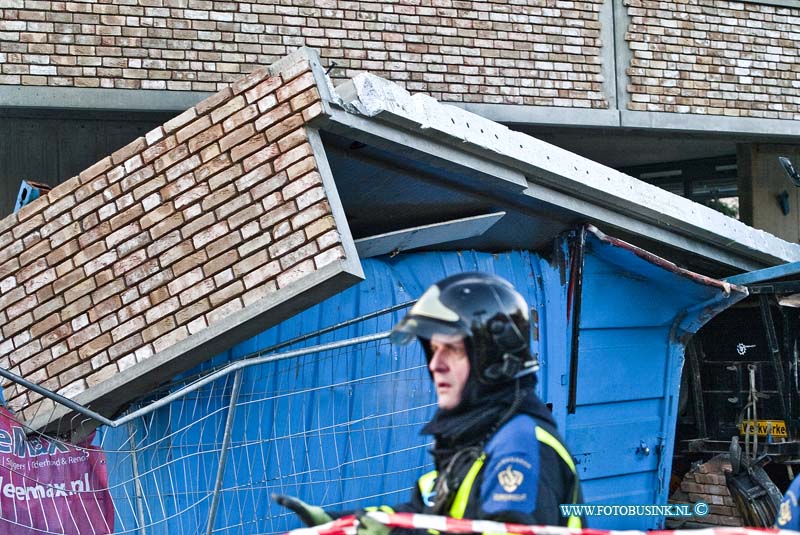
285, 515, 357, 535
283, 511, 793, 535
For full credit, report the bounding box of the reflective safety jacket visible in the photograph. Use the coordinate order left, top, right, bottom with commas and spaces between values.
396, 414, 583, 528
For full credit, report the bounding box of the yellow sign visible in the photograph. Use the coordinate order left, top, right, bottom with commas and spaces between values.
740, 419, 788, 438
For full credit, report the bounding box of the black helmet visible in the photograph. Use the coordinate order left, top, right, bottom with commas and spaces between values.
391, 272, 538, 383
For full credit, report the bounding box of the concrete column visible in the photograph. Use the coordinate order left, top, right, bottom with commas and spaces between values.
609, 0, 632, 112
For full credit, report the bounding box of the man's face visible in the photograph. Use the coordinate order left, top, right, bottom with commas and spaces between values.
428, 333, 471, 410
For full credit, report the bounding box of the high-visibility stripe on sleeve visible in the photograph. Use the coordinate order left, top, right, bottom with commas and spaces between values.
415, 427, 582, 528
533, 427, 575, 472
419, 470, 438, 497
535, 426, 582, 528
449, 453, 486, 519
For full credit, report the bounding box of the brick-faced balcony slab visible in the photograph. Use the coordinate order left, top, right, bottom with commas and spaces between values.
0, 48, 363, 439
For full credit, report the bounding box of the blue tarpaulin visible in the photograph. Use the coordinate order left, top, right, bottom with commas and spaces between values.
100, 228, 745, 533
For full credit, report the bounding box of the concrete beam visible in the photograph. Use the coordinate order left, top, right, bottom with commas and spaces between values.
611, 0, 632, 112
454, 103, 620, 128
599, 0, 620, 111
745, 0, 800, 7
327, 81, 529, 195
326, 105, 767, 270
0, 86, 212, 112
5, 74, 799, 144
449, 104, 800, 141
620, 109, 800, 138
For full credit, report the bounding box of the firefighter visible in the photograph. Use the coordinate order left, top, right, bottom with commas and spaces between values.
275, 272, 583, 531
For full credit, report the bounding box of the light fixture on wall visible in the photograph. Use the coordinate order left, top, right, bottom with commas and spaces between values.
779, 156, 800, 186
778, 190, 790, 216
777, 156, 800, 216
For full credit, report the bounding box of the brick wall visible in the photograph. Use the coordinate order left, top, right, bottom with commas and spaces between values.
4, 1, 800, 116
0, 0, 606, 108
626, 0, 800, 119
0, 53, 350, 424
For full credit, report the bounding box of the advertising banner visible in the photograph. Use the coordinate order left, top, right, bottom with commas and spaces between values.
0, 408, 114, 534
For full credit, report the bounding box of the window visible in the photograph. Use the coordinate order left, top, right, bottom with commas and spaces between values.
620, 155, 739, 219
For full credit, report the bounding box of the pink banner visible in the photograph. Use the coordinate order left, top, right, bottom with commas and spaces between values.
0, 407, 114, 534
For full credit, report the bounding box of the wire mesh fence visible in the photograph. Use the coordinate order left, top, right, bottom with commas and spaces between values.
0, 306, 436, 535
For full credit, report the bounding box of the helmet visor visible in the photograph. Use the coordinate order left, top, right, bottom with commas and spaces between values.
390, 315, 467, 345
390, 284, 470, 345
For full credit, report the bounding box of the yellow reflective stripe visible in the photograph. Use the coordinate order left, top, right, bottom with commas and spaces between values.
449, 453, 486, 519
418, 469, 438, 496
419, 468, 440, 534
423, 428, 582, 527
567, 515, 583, 528
534, 427, 575, 473
535, 426, 581, 527
418, 470, 442, 534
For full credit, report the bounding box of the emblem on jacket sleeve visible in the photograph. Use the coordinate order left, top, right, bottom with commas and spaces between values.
498, 464, 524, 493
778, 499, 792, 526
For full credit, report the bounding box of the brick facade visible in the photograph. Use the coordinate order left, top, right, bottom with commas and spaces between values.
3, 2, 800, 116
0, 54, 349, 423
0, 0, 607, 108
626, 0, 800, 119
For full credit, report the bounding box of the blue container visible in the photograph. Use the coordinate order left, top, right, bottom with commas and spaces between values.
14, 179, 50, 213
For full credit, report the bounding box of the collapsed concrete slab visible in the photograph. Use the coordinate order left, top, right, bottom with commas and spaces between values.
0, 48, 362, 437
326, 71, 800, 271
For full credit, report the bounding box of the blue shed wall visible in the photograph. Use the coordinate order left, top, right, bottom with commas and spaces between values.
99, 237, 741, 534
566, 235, 744, 529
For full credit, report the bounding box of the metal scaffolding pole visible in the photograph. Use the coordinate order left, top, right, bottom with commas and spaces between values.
205, 369, 243, 535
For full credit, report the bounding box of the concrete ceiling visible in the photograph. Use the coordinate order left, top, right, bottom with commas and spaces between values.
514, 126, 740, 170
320, 128, 777, 279
514, 124, 800, 171
321, 130, 576, 254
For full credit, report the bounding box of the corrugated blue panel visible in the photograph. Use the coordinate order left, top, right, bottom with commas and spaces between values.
100, 234, 743, 533
535, 249, 571, 433
582, 472, 659, 529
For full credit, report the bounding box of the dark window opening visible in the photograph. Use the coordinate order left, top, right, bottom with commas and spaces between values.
620, 155, 739, 220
